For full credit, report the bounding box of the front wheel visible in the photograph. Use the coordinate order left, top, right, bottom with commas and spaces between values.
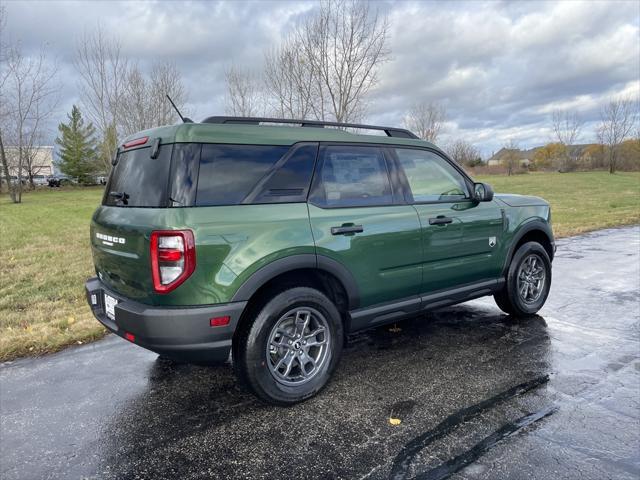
234, 287, 344, 405
494, 241, 552, 316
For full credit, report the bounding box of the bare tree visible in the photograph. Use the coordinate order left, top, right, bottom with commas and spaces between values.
1, 44, 58, 201
446, 139, 480, 167
148, 62, 187, 126
551, 109, 582, 171
22, 132, 50, 187
296, 0, 390, 122
229, 0, 389, 123
597, 98, 637, 174
75, 27, 128, 172
264, 40, 316, 119
224, 64, 263, 117
119, 62, 186, 134
404, 101, 446, 142
502, 139, 521, 176
0, 6, 14, 198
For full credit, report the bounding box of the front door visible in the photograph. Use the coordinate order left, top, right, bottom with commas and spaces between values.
307, 145, 422, 308
391, 147, 504, 294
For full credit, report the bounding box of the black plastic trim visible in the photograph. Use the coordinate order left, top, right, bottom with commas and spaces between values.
230, 254, 361, 309
502, 220, 555, 275
85, 277, 246, 363
348, 278, 504, 332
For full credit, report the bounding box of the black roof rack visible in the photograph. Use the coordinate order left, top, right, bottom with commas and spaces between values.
201, 116, 419, 139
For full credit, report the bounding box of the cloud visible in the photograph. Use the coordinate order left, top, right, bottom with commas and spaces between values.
3, 0, 639, 155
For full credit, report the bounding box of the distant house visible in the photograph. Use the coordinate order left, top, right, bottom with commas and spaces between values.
487, 144, 597, 169
4, 146, 54, 178
487, 148, 533, 167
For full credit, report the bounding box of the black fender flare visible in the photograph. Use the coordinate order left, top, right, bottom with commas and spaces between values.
230, 254, 360, 309
502, 219, 555, 275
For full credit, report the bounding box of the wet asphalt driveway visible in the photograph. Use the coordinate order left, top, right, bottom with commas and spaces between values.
1, 226, 639, 480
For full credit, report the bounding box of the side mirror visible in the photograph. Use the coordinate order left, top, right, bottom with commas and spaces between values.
473, 182, 494, 202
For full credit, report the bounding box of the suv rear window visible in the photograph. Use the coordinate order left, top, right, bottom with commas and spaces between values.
103, 145, 172, 207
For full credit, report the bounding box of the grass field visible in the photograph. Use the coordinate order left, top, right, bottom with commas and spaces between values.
0, 171, 639, 361
476, 171, 640, 237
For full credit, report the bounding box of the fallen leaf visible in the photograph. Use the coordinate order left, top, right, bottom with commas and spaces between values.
389, 418, 401, 426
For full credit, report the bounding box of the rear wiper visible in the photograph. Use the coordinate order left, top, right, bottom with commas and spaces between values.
109, 191, 129, 205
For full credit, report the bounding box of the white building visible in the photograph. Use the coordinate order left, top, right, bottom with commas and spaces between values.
5, 146, 54, 178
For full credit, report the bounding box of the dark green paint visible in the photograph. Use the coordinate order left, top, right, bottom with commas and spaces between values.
92, 123, 553, 311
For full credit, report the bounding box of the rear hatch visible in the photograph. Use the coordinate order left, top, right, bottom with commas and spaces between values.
91, 142, 173, 302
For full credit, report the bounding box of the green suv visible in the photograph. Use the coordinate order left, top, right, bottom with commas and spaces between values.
85, 117, 555, 405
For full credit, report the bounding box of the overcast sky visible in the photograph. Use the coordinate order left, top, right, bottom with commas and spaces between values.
3, 0, 639, 156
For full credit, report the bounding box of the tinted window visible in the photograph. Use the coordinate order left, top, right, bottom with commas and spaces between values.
103, 145, 172, 207
169, 143, 201, 206
310, 146, 393, 207
395, 148, 468, 202
251, 143, 317, 203
196, 145, 289, 206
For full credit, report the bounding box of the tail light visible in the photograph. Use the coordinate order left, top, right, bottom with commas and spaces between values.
150, 230, 196, 293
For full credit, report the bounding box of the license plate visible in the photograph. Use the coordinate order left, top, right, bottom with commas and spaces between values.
104, 293, 118, 321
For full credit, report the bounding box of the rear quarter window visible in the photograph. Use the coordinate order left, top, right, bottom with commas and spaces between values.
196, 144, 289, 206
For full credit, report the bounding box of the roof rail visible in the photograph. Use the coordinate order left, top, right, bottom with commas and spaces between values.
201, 116, 420, 139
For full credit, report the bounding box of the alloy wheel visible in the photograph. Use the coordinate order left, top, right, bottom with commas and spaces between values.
266, 307, 331, 386
516, 254, 546, 304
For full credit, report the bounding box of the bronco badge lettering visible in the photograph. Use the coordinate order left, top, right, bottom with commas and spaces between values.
96, 232, 126, 245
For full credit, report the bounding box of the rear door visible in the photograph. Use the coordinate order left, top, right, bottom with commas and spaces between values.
392, 147, 504, 293
307, 144, 422, 309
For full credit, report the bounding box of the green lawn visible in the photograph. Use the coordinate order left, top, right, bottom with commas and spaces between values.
0, 187, 106, 361
0, 171, 638, 361
476, 171, 640, 237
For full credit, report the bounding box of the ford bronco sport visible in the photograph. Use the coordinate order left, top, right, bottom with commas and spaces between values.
85, 117, 555, 405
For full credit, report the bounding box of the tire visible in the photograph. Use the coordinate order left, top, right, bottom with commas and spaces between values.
494, 241, 552, 316
233, 287, 343, 405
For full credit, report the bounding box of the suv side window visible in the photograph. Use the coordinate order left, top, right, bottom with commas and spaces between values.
310, 145, 393, 208
395, 148, 469, 203
196, 144, 289, 206
248, 143, 318, 204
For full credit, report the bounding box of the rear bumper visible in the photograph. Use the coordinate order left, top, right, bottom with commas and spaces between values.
85, 277, 246, 363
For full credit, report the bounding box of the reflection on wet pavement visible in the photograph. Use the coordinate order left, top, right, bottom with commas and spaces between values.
1, 226, 638, 479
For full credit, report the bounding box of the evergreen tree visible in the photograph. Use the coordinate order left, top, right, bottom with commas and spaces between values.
55, 105, 98, 184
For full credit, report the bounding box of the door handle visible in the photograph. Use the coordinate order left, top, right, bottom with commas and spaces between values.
331, 224, 364, 235
429, 216, 453, 226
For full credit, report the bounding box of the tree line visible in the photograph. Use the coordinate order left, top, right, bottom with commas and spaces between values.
2, 1, 638, 204
497, 101, 638, 176
0, 6, 187, 203
224, 1, 637, 176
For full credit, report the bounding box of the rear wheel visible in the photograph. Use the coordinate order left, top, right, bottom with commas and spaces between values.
234, 287, 343, 405
494, 241, 551, 316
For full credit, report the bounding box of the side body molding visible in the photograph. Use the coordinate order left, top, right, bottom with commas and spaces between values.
230, 254, 361, 309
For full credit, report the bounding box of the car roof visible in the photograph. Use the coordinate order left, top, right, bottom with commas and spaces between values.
122, 122, 441, 151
